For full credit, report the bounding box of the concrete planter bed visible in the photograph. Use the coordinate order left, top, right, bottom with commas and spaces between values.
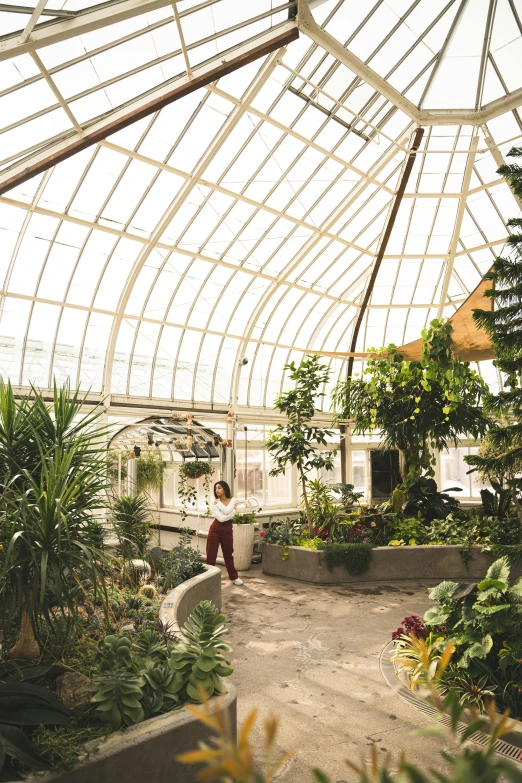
30, 566, 235, 783
261, 542, 522, 584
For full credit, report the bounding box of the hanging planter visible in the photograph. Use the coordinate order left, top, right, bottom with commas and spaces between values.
178, 461, 214, 520
136, 449, 165, 493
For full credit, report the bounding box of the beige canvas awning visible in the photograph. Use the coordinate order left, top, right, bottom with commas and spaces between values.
303, 272, 495, 362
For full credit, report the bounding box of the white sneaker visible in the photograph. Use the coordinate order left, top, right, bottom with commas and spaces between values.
232, 578, 243, 586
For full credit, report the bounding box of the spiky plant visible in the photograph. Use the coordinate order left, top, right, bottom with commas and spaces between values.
0, 381, 111, 659
466, 146, 522, 522
111, 494, 152, 562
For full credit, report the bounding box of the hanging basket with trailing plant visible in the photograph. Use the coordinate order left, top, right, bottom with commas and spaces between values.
178, 461, 214, 520
136, 449, 165, 493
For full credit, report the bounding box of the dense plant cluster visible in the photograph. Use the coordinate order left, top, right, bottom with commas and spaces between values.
91, 601, 232, 729
332, 319, 490, 487
263, 476, 522, 574
392, 557, 522, 719
155, 530, 206, 592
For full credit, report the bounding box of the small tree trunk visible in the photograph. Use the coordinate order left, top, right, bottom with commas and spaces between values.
298, 463, 313, 533
398, 449, 407, 483
512, 487, 522, 524
10, 600, 40, 661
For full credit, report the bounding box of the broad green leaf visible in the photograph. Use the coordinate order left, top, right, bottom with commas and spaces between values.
485, 556, 510, 583
428, 581, 459, 601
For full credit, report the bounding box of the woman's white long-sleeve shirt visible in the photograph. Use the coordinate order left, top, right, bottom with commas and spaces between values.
212, 498, 236, 523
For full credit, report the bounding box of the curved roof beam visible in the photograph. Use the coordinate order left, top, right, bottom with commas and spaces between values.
297, 0, 522, 125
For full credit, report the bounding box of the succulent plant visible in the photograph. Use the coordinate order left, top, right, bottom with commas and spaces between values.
139, 584, 157, 600
169, 601, 233, 702
90, 636, 145, 729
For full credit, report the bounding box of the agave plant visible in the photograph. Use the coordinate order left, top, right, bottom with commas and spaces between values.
169, 601, 233, 702
0, 682, 72, 778
0, 380, 111, 659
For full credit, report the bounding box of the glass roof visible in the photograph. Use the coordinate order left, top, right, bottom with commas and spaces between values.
0, 0, 520, 414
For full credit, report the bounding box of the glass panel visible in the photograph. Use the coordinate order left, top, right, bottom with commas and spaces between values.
351, 450, 368, 497
439, 447, 471, 497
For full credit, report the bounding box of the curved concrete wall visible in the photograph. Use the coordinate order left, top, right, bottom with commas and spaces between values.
159, 564, 222, 633
262, 543, 522, 584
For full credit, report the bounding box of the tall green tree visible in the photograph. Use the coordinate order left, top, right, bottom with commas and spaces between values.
332, 320, 490, 487
465, 146, 522, 521
266, 356, 336, 532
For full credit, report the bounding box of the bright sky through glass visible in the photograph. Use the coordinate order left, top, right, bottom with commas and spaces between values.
0, 0, 520, 411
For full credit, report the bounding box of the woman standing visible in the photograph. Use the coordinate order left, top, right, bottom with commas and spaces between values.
206, 481, 243, 585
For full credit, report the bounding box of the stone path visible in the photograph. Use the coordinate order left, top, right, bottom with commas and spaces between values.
220, 565, 456, 782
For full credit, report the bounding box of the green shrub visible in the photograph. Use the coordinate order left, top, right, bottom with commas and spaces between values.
389, 516, 428, 545
423, 556, 522, 717
318, 542, 372, 575
158, 531, 205, 593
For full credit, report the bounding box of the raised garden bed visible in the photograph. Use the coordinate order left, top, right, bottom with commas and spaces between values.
261, 542, 522, 584
27, 565, 233, 783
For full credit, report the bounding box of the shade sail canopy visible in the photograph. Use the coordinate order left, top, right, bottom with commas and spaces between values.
0, 0, 520, 413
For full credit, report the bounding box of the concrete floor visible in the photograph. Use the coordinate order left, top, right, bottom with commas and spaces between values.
220, 564, 456, 783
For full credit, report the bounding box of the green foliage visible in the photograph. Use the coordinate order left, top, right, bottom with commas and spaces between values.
332, 483, 364, 511
263, 519, 302, 547
388, 516, 428, 545
158, 531, 205, 593
178, 462, 213, 520
169, 601, 233, 703
306, 478, 345, 538
403, 476, 462, 523
0, 381, 111, 655
423, 557, 522, 717
266, 355, 336, 531
111, 494, 152, 562
180, 461, 213, 479
332, 319, 490, 487
0, 681, 72, 777
107, 449, 128, 484
318, 542, 372, 575
233, 511, 257, 525
480, 482, 513, 519
91, 635, 146, 729
136, 450, 165, 493
465, 151, 522, 521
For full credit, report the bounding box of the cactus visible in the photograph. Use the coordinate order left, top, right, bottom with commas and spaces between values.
139, 584, 157, 600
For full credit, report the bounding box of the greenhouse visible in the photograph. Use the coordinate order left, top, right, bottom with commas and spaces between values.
0, 0, 521, 781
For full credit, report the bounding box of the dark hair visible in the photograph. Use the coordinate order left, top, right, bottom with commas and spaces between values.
214, 481, 231, 499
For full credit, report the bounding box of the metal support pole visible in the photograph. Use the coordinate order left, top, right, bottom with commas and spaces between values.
347, 127, 425, 377
437, 134, 479, 318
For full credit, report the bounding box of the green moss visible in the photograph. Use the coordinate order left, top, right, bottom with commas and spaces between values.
318, 542, 372, 575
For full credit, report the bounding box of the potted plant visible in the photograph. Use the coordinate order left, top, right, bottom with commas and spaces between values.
178, 461, 213, 520
136, 449, 165, 495
232, 510, 258, 571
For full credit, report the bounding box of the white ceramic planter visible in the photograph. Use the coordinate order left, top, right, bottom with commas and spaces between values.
233, 523, 255, 571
